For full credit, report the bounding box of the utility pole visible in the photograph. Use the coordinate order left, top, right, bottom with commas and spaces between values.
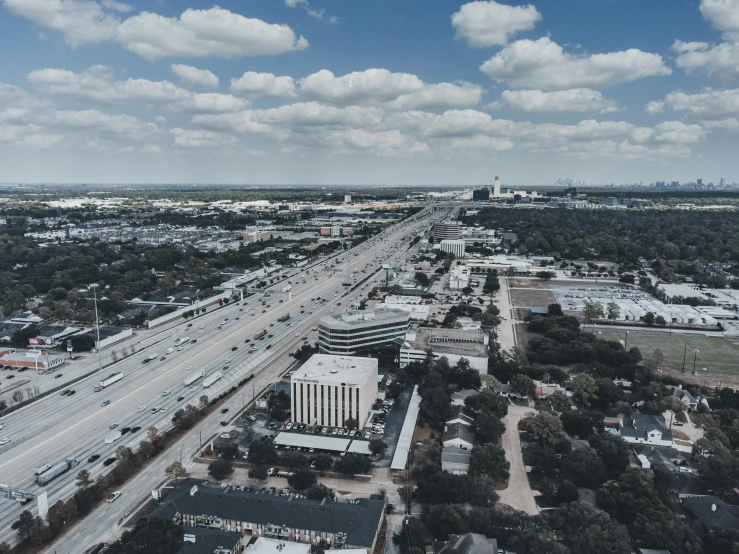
681, 343, 687, 373
91, 283, 103, 373
692, 349, 699, 375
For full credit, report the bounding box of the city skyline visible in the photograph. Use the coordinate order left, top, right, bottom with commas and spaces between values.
0, 0, 737, 185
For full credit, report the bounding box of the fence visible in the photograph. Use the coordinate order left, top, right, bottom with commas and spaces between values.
96, 328, 133, 349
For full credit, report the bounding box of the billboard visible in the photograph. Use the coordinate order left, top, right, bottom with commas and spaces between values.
66, 339, 73, 352
28, 337, 53, 346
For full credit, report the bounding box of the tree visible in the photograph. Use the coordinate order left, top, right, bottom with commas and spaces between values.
643, 311, 656, 326
106, 518, 183, 554
660, 396, 685, 428
549, 391, 571, 413
76, 469, 92, 489
465, 389, 508, 418
249, 465, 269, 481
572, 374, 598, 407
165, 461, 188, 481
334, 453, 372, 475
654, 315, 667, 326
12, 510, 34, 540
344, 418, 359, 429
219, 442, 240, 461
288, 469, 317, 490
473, 412, 506, 444
12, 390, 24, 404
305, 484, 335, 501
649, 348, 665, 371
510, 374, 536, 398
583, 300, 604, 322
415, 272, 430, 287
369, 438, 388, 455
311, 453, 334, 472
29, 516, 51, 545
619, 273, 636, 284
524, 412, 566, 447
536, 271, 555, 281
548, 303, 563, 316
248, 440, 279, 464
146, 425, 160, 443
470, 444, 510, 481
546, 502, 632, 554
0, 399, 7, 413
208, 459, 233, 481
606, 301, 620, 321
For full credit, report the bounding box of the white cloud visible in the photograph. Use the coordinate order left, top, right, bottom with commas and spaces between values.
190, 111, 278, 135
116, 7, 309, 61
0, 123, 62, 148
3, 2, 309, 60
299, 69, 482, 109
27, 66, 248, 113
0, 107, 32, 123
645, 100, 665, 114
284, 0, 307, 6
650, 121, 707, 144
662, 88, 739, 119
101, 0, 130, 12
480, 37, 671, 89
154, 115, 166, 124
142, 143, 161, 153
451, 1, 541, 48
673, 40, 739, 82
38, 109, 159, 141
447, 135, 514, 151
170, 127, 239, 148
700, 0, 739, 39
320, 128, 430, 157
171, 64, 219, 89
230, 72, 297, 98
499, 88, 622, 113
257, 102, 384, 128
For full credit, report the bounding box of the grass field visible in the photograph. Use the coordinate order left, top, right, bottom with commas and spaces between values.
597, 330, 739, 384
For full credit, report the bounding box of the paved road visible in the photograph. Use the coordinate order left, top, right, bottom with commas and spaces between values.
498, 405, 539, 515
495, 276, 516, 352
30, 206, 451, 553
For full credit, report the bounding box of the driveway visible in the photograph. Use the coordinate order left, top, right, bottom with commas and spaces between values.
498, 405, 539, 515
664, 410, 704, 443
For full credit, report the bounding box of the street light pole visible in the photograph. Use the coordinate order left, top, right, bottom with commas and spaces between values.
681, 343, 687, 373
91, 284, 103, 373
624, 330, 629, 350
692, 349, 699, 375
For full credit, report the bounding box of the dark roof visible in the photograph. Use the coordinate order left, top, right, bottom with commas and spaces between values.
632, 445, 686, 467
570, 439, 592, 453
683, 496, 739, 531
433, 533, 497, 554
639, 550, 672, 554
672, 473, 708, 497
447, 406, 475, 425
151, 479, 384, 548
619, 414, 673, 442
529, 307, 549, 315
442, 422, 475, 445
178, 526, 242, 554
441, 447, 471, 465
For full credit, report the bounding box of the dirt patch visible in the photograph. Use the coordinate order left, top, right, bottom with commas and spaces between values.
413, 426, 433, 442
671, 429, 689, 441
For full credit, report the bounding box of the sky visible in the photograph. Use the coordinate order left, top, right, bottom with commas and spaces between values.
0, 0, 737, 186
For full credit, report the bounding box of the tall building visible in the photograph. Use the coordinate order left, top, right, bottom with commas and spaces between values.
291, 354, 378, 428
432, 220, 461, 241
318, 309, 410, 355
440, 239, 465, 258
493, 176, 501, 198
472, 188, 490, 202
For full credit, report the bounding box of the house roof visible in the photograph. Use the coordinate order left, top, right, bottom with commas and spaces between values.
441, 447, 471, 465
667, 385, 698, 404
433, 533, 497, 554
619, 414, 673, 442
151, 479, 385, 548
639, 549, 672, 554
631, 445, 686, 468
683, 495, 739, 531
672, 473, 708, 497
442, 422, 475, 445
446, 406, 475, 426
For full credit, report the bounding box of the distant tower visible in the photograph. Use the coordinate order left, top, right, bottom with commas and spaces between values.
493, 176, 501, 198
344, 194, 352, 204
720, 177, 726, 188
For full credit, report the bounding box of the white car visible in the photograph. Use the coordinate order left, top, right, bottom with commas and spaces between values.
0, 438, 10, 445
190, 387, 198, 392
162, 390, 171, 396
199, 330, 204, 334
137, 406, 146, 412
199, 324, 205, 328
176, 347, 184, 351
160, 407, 168, 413
186, 365, 193, 370
225, 358, 232, 363
106, 491, 121, 503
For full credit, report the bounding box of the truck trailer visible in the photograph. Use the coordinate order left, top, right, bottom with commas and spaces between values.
278, 313, 291, 323
202, 372, 223, 388
105, 430, 122, 444
36, 458, 79, 486
184, 370, 206, 386
254, 329, 267, 340
95, 372, 123, 392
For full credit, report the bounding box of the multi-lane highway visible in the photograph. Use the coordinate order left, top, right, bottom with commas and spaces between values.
0, 205, 450, 551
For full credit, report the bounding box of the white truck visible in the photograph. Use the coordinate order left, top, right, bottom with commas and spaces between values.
282, 285, 292, 293
202, 372, 223, 388
95, 372, 123, 392
105, 430, 122, 444
184, 370, 206, 386
144, 353, 158, 363
36, 458, 79, 486
174, 336, 190, 346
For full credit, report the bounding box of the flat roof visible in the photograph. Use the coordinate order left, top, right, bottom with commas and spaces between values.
319, 309, 409, 330
347, 440, 372, 455
391, 385, 421, 470
246, 537, 308, 554
274, 432, 351, 452
402, 328, 488, 359
292, 354, 377, 387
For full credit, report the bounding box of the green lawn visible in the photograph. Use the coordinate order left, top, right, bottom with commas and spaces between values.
596, 330, 739, 382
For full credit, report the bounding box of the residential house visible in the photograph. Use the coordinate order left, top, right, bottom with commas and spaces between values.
441, 447, 471, 475
618, 414, 674, 447
442, 422, 474, 450
432, 533, 497, 554
450, 389, 478, 407
446, 406, 475, 427
666, 385, 700, 411
683, 495, 739, 533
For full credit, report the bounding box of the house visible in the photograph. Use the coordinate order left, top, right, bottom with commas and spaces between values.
632, 445, 688, 470
446, 406, 475, 427
442, 422, 475, 450
534, 380, 564, 397
683, 495, 739, 532
666, 385, 700, 411
432, 533, 497, 554
441, 447, 471, 475
672, 473, 709, 499
450, 389, 478, 407
638, 550, 672, 554
618, 414, 674, 446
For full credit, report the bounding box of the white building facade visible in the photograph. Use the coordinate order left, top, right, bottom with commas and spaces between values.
440, 239, 466, 258
318, 309, 410, 355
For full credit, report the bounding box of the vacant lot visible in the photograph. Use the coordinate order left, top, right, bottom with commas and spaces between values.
597, 330, 739, 386
509, 286, 557, 308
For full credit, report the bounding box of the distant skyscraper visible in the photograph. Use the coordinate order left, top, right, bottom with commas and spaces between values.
720, 177, 726, 188
493, 176, 501, 198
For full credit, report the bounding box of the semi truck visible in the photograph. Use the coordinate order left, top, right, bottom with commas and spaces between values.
282, 285, 292, 293
36, 458, 79, 486
94, 372, 123, 392
278, 313, 291, 323
174, 336, 190, 346
254, 329, 267, 340
202, 372, 223, 388
105, 430, 122, 444
143, 353, 158, 363
184, 370, 206, 386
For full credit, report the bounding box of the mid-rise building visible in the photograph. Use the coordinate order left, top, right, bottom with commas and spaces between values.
400, 328, 489, 373
472, 188, 489, 202
432, 220, 461, 241
319, 226, 342, 237
245, 231, 270, 242
318, 309, 410, 355
291, 354, 378, 428
440, 239, 465, 258
448, 266, 471, 291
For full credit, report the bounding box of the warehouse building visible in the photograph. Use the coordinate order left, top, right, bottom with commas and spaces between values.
291, 354, 378, 428
399, 328, 489, 373
318, 309, 410, 355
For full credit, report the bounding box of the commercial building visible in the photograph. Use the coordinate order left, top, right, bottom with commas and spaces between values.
400, 328, 489, 373
318, 309, 410, 355
291, 354, 378, 428
448, 266, 471, 291
471, 188, 489, 202
151, 479, 385, 552
432, 220, 461, 241
245, 231, 270, 243
440, 239, 465, 258
320, 226, 342, 237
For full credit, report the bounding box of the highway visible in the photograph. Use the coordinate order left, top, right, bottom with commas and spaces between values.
0, 205, 450, 551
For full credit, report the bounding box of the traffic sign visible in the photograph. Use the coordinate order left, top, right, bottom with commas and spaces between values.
0, 484, 34, 502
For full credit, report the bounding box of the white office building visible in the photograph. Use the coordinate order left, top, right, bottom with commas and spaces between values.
440, 239, 465, 258
318, 309, 410, 355
291, 354, 378, 428
432, 220, 461, 241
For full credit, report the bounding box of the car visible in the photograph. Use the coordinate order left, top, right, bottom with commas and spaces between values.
120, 427, 131, 435
199, 330, 204, 334
160, 357, 167, 361
177, 396, 185, 401
186, 365, 193, 370
225, 358, 232, 363
262, 310, 266, 313
68, 390, 76, 395
87, 454, 100, 463
130, 426, 141, 433
191, 339, 197, 343
223, 366, 229, 371
220, 421, 228, 426
6, 375, 14, 379
270, 323, 274, 327
268, 334, 274, 338
266, 344, 272, 350
138, 406, 146, 412
217, 326, 222, 330
0, 438, 10, 445
235, 317, 240, 320
674, 421, 684, 426
200, 324, 205, 328
221, 408, 229, 413
190, 387, 198, 392
248, 348, 255, 353
55, 373, 63, 379
176, 347, 184, 351
60, 389, 70, 396
162, 390, 171, 396
160, 407, 168, 413
103, 457, 116, 466
151, 406, 161, 413
187, 323, 193, 327
109, 423, 118, 429
247, 415, 257, 422
101, 400, 111, 406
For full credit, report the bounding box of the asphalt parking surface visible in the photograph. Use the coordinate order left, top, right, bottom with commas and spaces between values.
373, 386, 412, 468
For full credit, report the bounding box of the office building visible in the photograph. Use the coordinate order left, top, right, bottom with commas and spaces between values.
472, 188, 489, 202
245, 231, 270, 242
432, 220, 461, 241
400, 328, 489, 373
318, 309, 410, 355
448, 266, 470, 291
151, 479, 385, 552
492, 176, 501, 198
291, 354, 378, 428
440, 239, 465, 258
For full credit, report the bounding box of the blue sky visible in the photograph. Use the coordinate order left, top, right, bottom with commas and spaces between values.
0, 0, 737, 186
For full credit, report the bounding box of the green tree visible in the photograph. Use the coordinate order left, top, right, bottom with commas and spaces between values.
311, 453, 334, 472
469, 444, 510, 481
548, 303, 563, 316
473, 412, 506, 444
572, 374, 599, 407
305, 484, 335, 501
248, 465, 269, 481
643, 311, 656, 326
76, 469, 92, 489
165, 461, 188, 481
208, 459, 233, 481
583, 300, 604, 323
654, 315, 667, 326
606, 301, 620, 321
510, 374, 536, 398
524, 412, 566, 447
334, 453, 372, 475
465, 389, 508, 418
12, 510, 34, 540
288, 469, 317, 490
248, 440, 279, 465
549, 391, 571, 413
369, 438, 388, 455
106, 518, 183, 554
415, 272, 430, 287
